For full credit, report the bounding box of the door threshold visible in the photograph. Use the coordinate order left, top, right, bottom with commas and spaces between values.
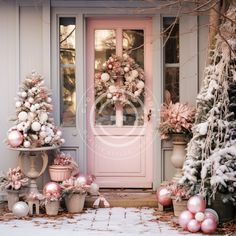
85, 189, 158, 208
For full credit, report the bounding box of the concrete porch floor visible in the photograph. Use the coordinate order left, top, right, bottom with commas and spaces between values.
0, 207, 222, 236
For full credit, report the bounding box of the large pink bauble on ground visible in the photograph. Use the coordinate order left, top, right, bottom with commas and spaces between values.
7, 130, 23, 147
43, 182, 61, 195
187, 219, 201, 233
204, 208, 219, 224
178, 210, 194, 230
187, 195, 206, 214
201, 218, 217, 234
156, 187, 172, 206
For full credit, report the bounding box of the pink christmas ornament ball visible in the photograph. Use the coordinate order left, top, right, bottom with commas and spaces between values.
7, 130, 24, 147
43, 182, 61, 195
156, 187, 172, 206
86, 174, 96, 185
187, 219, 201, 233
178, 210, 194, 230
204, 208, 219, 224
187, 195, 206, 214
201, 218, 217, 234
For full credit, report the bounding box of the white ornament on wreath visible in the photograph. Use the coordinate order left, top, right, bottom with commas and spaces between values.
24, 102, 31, 109
95, 54, 144, 106
31, 121, 41, 132
35, 103, 40, 109
18, 111, 28, 121
28, 97, 34, 103
47, 97, 52, 103
30, 105, 36, 112
21, 91, 27, 98
39, 131, 47, 138
45, 136, 52, 143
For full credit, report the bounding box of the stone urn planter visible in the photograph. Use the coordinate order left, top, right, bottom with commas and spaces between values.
49, 165, 72, 182
65, 193, 86, 213
170, 134, 187, 181
6, 189, 21, 211
45, 200, 60, 216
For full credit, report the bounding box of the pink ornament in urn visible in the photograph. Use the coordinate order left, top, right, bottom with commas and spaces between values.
156, 186, 172, 206
43, 182, 61, 195
187, 195, 206, 214
201, 218, 217, 234
204, 208, 219, 224
187, 219, 201, 233
178, 210, 194, 230
7, 130, 23, 148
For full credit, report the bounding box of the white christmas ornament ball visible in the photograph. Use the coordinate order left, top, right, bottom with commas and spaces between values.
35, 103, 40, 109
124, 66, 130, 72
198, 122, 208, 136
56, 130, 62, 136
15, 101, 22, 108
195, 212, 205, 222
41, 125, 46, 131
47, 97, 52, 103
107, 93, 112, 99
45, 136, 52, 143
40, 131, 47, 138
28, 97, 34, 103
39, 112, 48, 123
89, 183, 100, 195
21, 91, 27, 98
31, 87, 36, 93
137, 81, 144, 89
112, 96, 118, 101
30, 105, 36, 112
12, 201, 29, 218
134, 90, 141, 97
131, 69, 139, 78
23, 141, 31, 148
109, 85, 117, 93
61, 138, 65, 144
31, 121, 41, 132
101, 73, 110, 82
18, 111, 28, 122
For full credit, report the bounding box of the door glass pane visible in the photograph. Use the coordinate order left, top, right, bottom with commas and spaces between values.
95, 29, 116, 125
123, 29, 144, 126
163, 17, 179, 64
164, 67, 179, 103
59, 17, 76, 127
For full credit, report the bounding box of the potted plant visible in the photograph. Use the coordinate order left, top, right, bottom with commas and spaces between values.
61, 177, 89, 213
49, 152, 79, 182
169, 182, 190, 217
4, 167, 28, 211
159, 102, 196, 180
43, 191, 61, 216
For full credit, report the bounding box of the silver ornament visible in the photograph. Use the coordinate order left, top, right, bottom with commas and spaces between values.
12, 201, 29, 217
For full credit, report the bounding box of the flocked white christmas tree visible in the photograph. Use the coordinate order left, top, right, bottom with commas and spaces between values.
180, 6, 236, 205
7, 72, 64, 148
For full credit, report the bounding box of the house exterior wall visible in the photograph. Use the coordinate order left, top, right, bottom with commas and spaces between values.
0, 0, 209, 188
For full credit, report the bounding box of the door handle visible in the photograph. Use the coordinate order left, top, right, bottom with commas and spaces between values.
147, 109, 152, 121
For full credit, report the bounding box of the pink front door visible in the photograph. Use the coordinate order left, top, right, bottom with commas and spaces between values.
87, 18, 153, 188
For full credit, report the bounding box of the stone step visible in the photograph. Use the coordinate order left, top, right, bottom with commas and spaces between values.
85, 189, 158, 208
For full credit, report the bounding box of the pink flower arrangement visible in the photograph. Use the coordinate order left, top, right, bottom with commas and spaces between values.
61, 177, 89, 195
5, 167, 28, 190
159, 102, 196, 139
43, 191, 61, 203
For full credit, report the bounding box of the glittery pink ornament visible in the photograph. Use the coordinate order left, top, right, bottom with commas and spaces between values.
187, 195, 206, 214
43, 182, 61, 195
204, 208, 219, 224
201, 218, 217, 234
156, 187, 172, 206
76, 175, 87, 185
7, 130, 23, 147
187, 219, 201, 233
178, 210, 194, 230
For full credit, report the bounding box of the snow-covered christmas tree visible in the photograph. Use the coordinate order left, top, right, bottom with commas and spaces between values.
180, 6, 236, 205
7, 72, 64, 148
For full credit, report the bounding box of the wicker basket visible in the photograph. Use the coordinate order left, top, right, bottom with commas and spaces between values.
49, 165, 72, 182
